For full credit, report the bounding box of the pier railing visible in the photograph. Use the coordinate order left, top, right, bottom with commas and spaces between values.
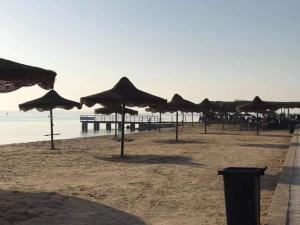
80, 115, 162, 123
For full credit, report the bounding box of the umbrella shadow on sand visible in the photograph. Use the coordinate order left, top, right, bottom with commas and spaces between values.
239, 143, 289, 149
261, 166, 300, 191
153, 139, 207, 144
95, 154, 203, 167
112, 138, 134, 143
277, 166, 300, 186
261, 174, 281, 191
0, 191, 145, 225
257, 133, 292, 138
206, 132, 242, 136
290, 142, 300, 147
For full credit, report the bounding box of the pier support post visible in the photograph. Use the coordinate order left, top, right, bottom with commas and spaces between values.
130, 122, 135, 131
192, 112, 193, 127
118, 122, 122, 130
82, 122, 88, 132
106, 123, 111, 130
148, 120, 151, 131
159, 112, 161, 132
94, 122, 100, 131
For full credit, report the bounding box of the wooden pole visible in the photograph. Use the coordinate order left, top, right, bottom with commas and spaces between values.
114, 112, 117, 138
159, 112, 161, 132
50, 109, 54, 150
192, 112, 194, 127
176, 110, 179, 141
121, 104, 125, 157
205, 117, 207, 134
256, 112, 259, 135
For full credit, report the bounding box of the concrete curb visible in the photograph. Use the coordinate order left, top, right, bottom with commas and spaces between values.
266, 130, 298, 225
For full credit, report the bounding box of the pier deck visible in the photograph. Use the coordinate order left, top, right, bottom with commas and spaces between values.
80, 115, 179, 131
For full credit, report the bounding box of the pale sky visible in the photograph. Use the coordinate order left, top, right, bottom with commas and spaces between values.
0, 0, 299, 110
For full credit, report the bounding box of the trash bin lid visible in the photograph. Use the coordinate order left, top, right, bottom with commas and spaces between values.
218, 167, 267, 176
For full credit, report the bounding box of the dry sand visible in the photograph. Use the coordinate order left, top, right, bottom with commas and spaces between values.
0, 124, 291, 225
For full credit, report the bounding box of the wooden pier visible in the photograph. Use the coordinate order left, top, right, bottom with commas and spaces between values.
80, 115, 178, 132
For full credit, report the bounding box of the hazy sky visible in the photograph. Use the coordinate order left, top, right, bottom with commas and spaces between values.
0, 0, 299, 110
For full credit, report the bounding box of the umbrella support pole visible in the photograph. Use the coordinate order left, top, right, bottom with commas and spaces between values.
121, 104, 125, 157
115, 112, 117, 138
256, 112, 259, 135
204, 118, 207, 134
159, 112, 161, 132
192, 112, 193, 127
176, 110, 179, 141
50, 109, 54, 150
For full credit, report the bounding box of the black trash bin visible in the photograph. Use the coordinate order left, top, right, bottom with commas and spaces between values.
218, 167, 267, 225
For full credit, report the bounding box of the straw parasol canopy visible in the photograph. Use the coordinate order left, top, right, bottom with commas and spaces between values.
268, 101, 300, 117
145, 103, 170, 132
237, 96, 277, 134
19, 90, 81, 149
167, 94, 198, 112
81, 77, 166, 107
272, 102, 300, 109
145, 104, 171, 114
167, 94, 198, 141
213, 100, 249, 113
0, 58, 56, 93
81, 77, 167, 157
19, 90, 81, 112
236, 96, 277, 113
197, 98, 222, 134
198, 98, 221, 112
95, 106, 138, 139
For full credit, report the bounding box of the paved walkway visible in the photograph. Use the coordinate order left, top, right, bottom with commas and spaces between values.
287, 129, 300, 224
266, 128, 300, 225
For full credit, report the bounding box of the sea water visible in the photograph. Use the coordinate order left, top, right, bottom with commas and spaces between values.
0, 110, 199, 145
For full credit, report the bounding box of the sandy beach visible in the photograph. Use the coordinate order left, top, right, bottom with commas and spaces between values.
0, 124, 291, 225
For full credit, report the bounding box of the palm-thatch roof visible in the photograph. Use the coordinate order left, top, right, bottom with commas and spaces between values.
145, 103, 173, 113
19, 90, 81, 112
0, 58, 56, 93
19, 90, 81, 150
236, 96, 277, 113
212, 100, 249, 113
81, 77, 167, 107
81, 77, 166, 157
267, 101, 300, 109
167, 94, 198, 112
95, 106, 138, 115
198, 98, 221, 112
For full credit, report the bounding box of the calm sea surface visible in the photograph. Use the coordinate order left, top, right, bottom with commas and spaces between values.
0, 110, 198, 145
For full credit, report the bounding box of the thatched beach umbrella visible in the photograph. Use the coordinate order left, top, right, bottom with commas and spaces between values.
0, 58, 56, 93
146, 104, 169, 132
167, 94, 198, 141
81, 77, 167, 157
237, 96, 277, 135
198, 98, 221, 134
213, 100, 251, 130
94, 106, 138, 138
19, 90, 81, 149
213, 101, 248, 113
268, 101, 300, 118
